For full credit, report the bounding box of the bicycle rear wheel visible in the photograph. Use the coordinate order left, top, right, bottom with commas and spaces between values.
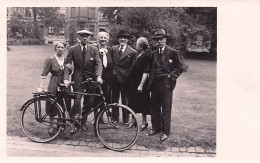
95, 104, 140, 151
21, 97, 63, 143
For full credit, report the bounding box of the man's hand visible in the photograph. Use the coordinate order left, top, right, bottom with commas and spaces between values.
137, 84, 143, 92
64, 80, 71, 87
66, 63, 73, 70
36, 87, 44, 93
96, 76, 103, 84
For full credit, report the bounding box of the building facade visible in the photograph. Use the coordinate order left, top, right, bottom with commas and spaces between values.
7, 7, 109, 44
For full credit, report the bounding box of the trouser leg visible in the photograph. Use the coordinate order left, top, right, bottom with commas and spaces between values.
150, 79, 162, 131
82, 83, 97, 121
70, 94, 82, 118
112, 79, 120, 122
121, 84, 130, 123
160, 77, 173, 135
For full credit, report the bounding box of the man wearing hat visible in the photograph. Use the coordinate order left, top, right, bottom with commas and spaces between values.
147, 29, 185, 141
64, 29, 103, 134
111, 30, 137, 125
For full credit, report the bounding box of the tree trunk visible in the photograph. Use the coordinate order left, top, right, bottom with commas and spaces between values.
32, 8, 39, 39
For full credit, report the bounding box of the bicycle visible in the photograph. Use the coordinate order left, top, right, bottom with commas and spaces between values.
20, 79, 140, 151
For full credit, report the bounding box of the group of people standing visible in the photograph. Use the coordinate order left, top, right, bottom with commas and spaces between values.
37, 28, 185, 142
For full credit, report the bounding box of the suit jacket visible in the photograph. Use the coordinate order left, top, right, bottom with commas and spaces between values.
147, 45, 185, 90
64, 44, 103, 90
97, 46, 114, 83
112, 45, 137, 84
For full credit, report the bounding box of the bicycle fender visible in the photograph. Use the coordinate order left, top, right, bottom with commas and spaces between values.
19, 95, 55, 111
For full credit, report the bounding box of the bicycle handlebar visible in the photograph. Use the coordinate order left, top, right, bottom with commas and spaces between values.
58, 81, 75, 87
82, 78, 105, 85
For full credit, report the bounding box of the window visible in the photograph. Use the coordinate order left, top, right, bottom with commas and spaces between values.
89, 8, 95, 18
59, 7, 66, 17
100, 28, 106, 32
79, 8, 88, 17
48, 26, 54, 37
59, 27, 65, 38
25, 8, 31, 17
100, 13, 105, 20
59, 7, 66, 14
79, 23, 85, 30
71, 7, 75, 17
90, 25, 95, 37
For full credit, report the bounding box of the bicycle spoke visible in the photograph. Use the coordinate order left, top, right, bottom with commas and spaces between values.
27, 106, 34, 115
96, 104, 139, 151
21, 97, 63, 143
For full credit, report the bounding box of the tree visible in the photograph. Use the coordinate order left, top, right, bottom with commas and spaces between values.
100, 7, 217, 56
31, 7, 66, 39
8, 7, 66, 39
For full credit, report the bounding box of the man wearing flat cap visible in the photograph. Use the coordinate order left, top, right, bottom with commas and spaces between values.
64, 29, 103, 133
111, 30, 137, 125
147, 29, 185, 141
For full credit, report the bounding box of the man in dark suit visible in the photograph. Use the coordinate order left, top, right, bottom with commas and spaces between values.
147, 29, 185, 141
64, 30, 103, 133
111, 30, 137, 125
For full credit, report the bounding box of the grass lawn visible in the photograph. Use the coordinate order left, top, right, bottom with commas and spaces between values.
7, 45, 216, 151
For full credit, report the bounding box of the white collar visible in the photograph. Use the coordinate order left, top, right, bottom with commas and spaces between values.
119, 44, 127, 52
80, 43, 87, 51
159, 46, 166, 52
55, 54, 64, 67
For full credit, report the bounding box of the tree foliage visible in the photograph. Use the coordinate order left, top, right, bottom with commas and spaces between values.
8, 7, 66, 39
100, 7, 217, 55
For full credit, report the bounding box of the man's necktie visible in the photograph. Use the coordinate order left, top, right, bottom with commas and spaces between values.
158, 48, 163, 65
119, 45, 124, 53
82, 46, 86, 61
159, 48, 163, 54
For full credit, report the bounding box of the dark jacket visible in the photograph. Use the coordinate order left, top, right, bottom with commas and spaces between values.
112, 45, 137, 84
147, 45, 185, 90
64, 44, 103, 90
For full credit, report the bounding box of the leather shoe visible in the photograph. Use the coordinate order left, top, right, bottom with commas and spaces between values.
147, 129, 161, 136
140, 123, 148, 131
160, 133, 168, 141
126, 122, 137, 129
81, 121, 88, 131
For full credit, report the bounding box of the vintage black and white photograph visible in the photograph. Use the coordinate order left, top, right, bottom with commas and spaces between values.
5, 7, 217, 157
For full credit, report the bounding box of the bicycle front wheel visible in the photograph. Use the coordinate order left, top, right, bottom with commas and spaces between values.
95, 104, 140, 151
21, 97, 63, 143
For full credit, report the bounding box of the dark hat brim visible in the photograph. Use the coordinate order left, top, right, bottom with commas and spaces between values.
152, 35, 166, 39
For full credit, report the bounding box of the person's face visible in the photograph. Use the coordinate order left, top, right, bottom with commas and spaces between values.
98, 34, 108, 46
118, 36, 128, 46
155, 37, 166, 48
135, 40, 143, 52
55, 43, 65, 56
78, 34, 91, 45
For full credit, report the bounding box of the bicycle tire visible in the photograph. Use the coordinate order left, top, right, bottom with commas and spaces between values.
95, 104, 140, 151
21, 97, 63, 143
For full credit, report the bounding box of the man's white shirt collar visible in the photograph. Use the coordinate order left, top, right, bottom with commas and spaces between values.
80, 43, 87, 51
119, 44, 127, 52
159, 46, 166, 53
